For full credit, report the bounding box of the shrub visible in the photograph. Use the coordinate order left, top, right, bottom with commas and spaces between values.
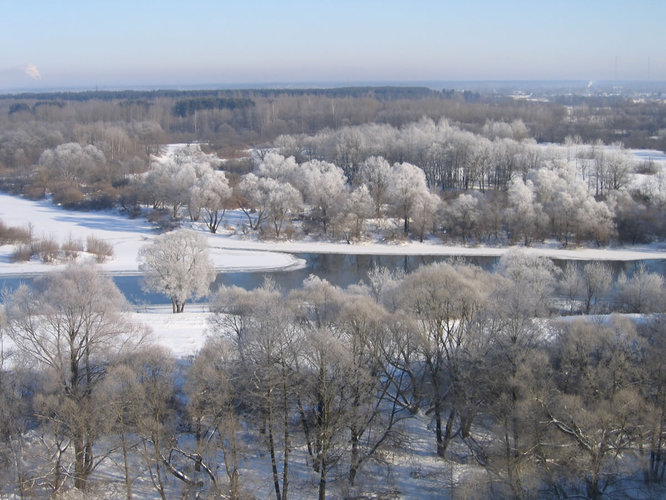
11, 244, 33, 262
635, 160, 658, 175
52, 183, 84, 207
33, 237, 60, 263
86, 236, 114, 263
62, 235, 84, 260
0, 220, 31, 245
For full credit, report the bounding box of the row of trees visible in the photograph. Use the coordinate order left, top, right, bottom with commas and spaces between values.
275, 118, 637, 195
159, 144, 657, 246
1, 253, 664, 497
0, 123, 663, 248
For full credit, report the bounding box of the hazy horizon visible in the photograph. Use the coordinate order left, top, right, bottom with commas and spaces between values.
3, 79, 666, 96
2, 0, 665, 92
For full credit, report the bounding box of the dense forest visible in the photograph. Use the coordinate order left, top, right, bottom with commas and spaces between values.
0, 86, 665, 498
1, 254, 665, 498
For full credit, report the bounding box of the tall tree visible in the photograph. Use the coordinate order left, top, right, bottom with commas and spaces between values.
396, 262, 494, 457
210, 280, 299, 500
388, 161, 430, 235
190, 170, 233, 233
5, 263, 147, 491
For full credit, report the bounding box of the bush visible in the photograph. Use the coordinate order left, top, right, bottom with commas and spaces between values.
635, 160, 659, 175
86, 235, 114, 263
11, 244, 33, 262
52, 183, 84, 207
0, 220, 31, 245
62, 235, 84, 260
32, 237, 60, 263
147, 209, 180, 231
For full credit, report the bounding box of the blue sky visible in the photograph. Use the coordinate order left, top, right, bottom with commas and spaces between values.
1, 0, 664, 90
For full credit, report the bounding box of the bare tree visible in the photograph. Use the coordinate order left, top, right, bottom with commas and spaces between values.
5, 262, 148, 491
543, 317, 647, 499
396, 262, 494, 457
186, 338, 243, 499
582, 262, 613, 314
615, 264, 666, 313
210, 280, 299, 500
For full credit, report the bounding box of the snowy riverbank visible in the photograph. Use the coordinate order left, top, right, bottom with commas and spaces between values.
0, 192, 664, 278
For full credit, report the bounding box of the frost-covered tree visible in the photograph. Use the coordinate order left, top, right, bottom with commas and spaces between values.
237, 173, 303, 237
593, 144, 632, 196
38, 142, 107, 184
210, 280, 299, 500
255, 152, 299, 184
544, 317, 646, 499
357, 156, 392, 216
184, 338, 243, 499
190, 171, 232, 233
616, 265, 666, 313
411, 190, 440, 242
295, 160, 348, 234
388, 162, 429, 234
531, 160, 615, 245
560, 263, 586, 313
334, 185, 374, 242
440, 192, 482, 243
496, 250, 560, 317
5, 263, 148, 491
396, 262, 494, 457
139, 229, 215, 313
582, 262, 613, 314
144, 158, 198, 218
505, 177, 543, 245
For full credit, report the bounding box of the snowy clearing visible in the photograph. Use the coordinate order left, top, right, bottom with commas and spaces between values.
131, 305, 211, 357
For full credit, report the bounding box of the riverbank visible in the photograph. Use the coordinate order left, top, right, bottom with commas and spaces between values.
0, 192, 664, 277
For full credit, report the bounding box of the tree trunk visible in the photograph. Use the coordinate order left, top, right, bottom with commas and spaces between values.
171, 297, 186, 313
120, 416, 133, 499
74, 437, 88, 490
267, 388, 282, 500
281, 377, 290, 500
350, 428, 360, 485
318, 454, 327, 500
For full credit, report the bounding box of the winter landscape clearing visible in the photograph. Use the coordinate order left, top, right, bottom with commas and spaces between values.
2, 85, 666, 497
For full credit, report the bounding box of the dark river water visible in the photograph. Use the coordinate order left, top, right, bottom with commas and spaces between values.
0, 252, 664, 306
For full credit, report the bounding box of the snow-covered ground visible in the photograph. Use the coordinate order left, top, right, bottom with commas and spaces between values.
131, 305, 212, 357
1, 192, 664, 280
0, 193, 305, 276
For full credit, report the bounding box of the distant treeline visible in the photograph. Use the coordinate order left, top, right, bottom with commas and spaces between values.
172, 97, 255, 117
0, 86, 439, 102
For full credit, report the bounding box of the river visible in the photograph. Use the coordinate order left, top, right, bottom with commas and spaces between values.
1, 252, 664, 306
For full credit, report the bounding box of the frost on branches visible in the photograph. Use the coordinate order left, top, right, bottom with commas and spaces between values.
139, 229, 215, 313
